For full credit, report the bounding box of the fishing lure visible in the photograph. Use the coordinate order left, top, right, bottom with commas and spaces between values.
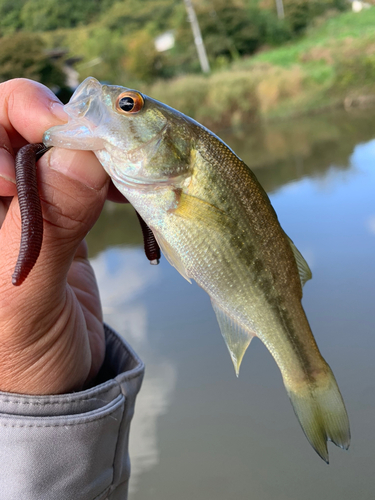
12, 143, 160, 286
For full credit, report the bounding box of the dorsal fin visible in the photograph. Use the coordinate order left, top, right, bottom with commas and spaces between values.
287, 236, 312, 288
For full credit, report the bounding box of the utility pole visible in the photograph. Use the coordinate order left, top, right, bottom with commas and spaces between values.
183, 0, 211, 74
275, 0, 285, 20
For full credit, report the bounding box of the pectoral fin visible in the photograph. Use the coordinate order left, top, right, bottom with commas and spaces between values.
174, 193, 235, 231
153, 231, 192, 283
287, 236, 312, 288
211, 299, 255, 376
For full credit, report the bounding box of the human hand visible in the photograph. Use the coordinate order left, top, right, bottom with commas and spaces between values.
0, 78, 111, 395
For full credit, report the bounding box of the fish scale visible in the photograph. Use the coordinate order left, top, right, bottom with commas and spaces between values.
168, 133, 316, 366
43, 76, 350, 463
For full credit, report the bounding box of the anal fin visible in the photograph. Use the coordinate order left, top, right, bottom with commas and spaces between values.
211, 299, 255, 376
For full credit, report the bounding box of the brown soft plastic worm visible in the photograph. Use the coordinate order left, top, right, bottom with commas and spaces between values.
136, 211, 161, 265
12, 143, 50, 286
12, 143, 161, 286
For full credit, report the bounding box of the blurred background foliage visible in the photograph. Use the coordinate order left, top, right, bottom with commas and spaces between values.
0, 32, 65, 87
1, 0, 375, 128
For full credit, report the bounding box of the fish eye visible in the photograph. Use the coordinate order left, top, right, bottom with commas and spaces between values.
116, 91, 144, 114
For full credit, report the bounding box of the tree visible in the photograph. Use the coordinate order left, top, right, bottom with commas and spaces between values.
0, 0, 26, 35
174, 0, 272, 70
123, 30, 165, 82
0, 32, 65, 88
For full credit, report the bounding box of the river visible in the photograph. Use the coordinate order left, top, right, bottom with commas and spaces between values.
87, 108, 375, 500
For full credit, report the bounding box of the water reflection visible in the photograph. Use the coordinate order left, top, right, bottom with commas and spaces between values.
366, 215, 375, 235
90, 249, 177, 491
87, 109, 375, 500
221, 109, 375, 193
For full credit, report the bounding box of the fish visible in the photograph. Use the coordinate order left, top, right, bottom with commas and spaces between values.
43, 77, 350, 462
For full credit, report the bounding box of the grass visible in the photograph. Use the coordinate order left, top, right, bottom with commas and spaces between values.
147, 8, 375, 130
247, 9, 375, 68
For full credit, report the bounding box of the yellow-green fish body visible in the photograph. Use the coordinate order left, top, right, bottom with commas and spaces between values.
44, 77, 350, 462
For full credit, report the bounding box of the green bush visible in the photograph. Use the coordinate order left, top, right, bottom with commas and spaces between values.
257, 10, 293, 46
205, 71, 259, 128
0, 32, 65, 87
148, 75, 210, 119
283, 0, 348, 34
148, 69, 260, 130
0, 0, 25, 35
334, 53, 375, 91
0, 0, 116, 34
172, 0, 292, 72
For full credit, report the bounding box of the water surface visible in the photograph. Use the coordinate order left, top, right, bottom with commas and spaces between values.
87, 108, 375, 500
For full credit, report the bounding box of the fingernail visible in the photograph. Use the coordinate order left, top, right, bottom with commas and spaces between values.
48, 148, 108, 190
0, 148, 15, 183
49, 101, 68, 123
0, 174, 16, 184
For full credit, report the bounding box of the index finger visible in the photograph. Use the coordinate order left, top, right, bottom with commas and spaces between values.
0, 123, 16, 191
0, 78, 67, 149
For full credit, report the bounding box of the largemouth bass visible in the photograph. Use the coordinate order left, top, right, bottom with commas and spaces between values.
43, 77, 350, 462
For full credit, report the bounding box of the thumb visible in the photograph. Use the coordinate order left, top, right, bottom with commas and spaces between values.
0, 147, 109, 326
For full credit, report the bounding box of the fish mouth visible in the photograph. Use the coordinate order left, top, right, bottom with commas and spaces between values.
64, 77, 103, 119
43, 77, 107, 150
64, 77, 107, 128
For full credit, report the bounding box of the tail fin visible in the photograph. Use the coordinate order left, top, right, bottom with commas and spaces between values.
286, 367, 350, 463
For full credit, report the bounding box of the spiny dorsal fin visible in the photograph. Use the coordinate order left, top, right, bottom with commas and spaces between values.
211, 299, 256, 376
287, 236, 312, 288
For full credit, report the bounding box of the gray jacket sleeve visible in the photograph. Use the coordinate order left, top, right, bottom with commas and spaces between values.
0, 325, 144, 500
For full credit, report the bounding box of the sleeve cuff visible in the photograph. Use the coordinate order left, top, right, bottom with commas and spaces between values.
0, 325, 144, 500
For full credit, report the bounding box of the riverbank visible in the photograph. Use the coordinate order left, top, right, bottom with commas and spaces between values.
147, 8, 375, 131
